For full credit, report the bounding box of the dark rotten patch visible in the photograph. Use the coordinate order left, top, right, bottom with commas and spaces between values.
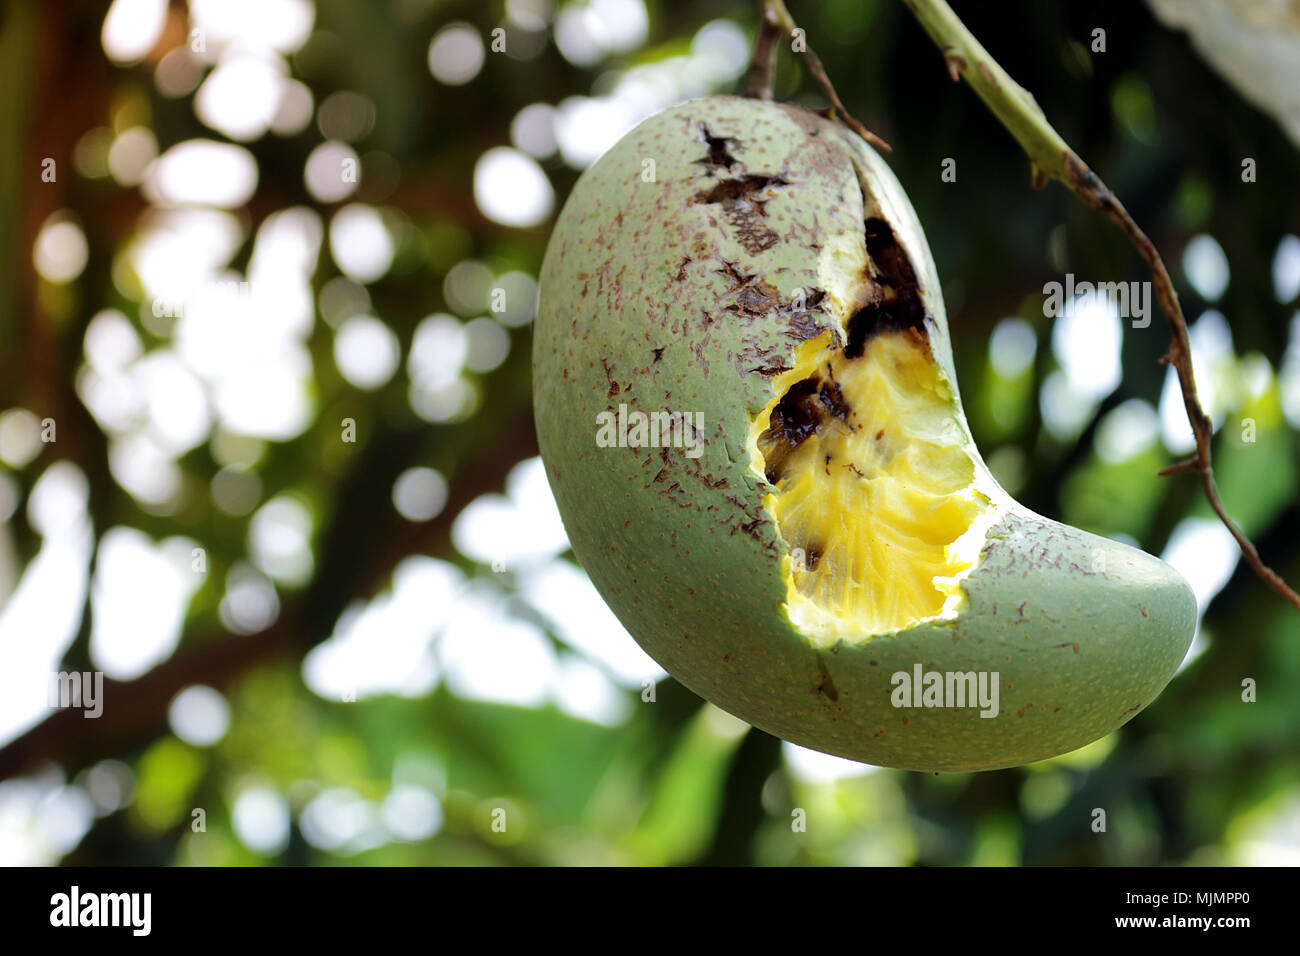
759, 374, 853, 484
694, 123, 740, 170
692, 175, 789, 256
844, 217, 928, 358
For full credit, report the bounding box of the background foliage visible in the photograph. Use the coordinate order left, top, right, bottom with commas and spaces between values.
0, 0, 1298, 866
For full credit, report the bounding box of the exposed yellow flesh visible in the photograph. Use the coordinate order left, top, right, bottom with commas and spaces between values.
750, 329, 995, 647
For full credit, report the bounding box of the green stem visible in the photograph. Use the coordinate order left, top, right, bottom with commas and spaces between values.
903, 0, 1072, 184
747, 0, 890, 151
901, 0, 1300, 613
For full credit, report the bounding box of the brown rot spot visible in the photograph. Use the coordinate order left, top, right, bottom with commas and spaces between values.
601, 358, 620, 396
758, 368, 857, 483
759, 379, 819, 478
728, 277, 783, 317
779, 288, 829, 339
842, 219, 928, 358
694, 123, 740, 170
874, 428, 885, 440
652, 347, 665, 363
674, 256, 692, 281
844, 302, 928, 359
714, 259, 756, 294
787, 313, 827, 341
863, 216, 921, 285
817, 376, 851, 422
749, 362, 793, 377
692, 174, 787, 206
693, 175, 788, 255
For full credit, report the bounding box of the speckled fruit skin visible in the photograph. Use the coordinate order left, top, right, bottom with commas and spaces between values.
532, 95, 1196, 772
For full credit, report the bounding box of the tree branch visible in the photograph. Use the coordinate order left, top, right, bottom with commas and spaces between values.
746, 0, 890, 151
902, 0, 1300, 612
745, 1, 781, 99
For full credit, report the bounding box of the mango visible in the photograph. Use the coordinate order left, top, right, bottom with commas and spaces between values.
532, 95, 1196, 772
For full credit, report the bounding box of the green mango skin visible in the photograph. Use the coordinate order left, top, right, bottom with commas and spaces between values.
532, 95, 1196, 772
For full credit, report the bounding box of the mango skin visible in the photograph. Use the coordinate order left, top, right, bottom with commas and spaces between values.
532, 95, 1196, 772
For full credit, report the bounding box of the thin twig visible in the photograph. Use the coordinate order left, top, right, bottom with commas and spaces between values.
903, 0, 1300, 612
747, 0, 891, 151
745, 2, 781, 99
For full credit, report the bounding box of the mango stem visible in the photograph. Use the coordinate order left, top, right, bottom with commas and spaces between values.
902, 0, 1300, 612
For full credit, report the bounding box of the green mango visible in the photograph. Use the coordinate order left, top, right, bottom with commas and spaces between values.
532, 95, 1196, 772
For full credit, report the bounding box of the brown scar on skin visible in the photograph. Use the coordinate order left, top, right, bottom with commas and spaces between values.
728, 279, 782, 317
793, 288, 827, 311
601, 358, 620, 396
693, 175, 789, 255
694, 123, 740, 170
714, 259, 756, 293
692, 174, 787, 207
787, 313, 828, 340
710, 259, 783, 319
814, 656, 839, 701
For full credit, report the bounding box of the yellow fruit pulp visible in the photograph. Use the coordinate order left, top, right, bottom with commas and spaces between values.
751, 328, 996, 647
